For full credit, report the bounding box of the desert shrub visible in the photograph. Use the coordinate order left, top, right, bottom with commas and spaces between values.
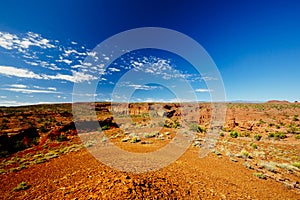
276, 163, 295, 172
244, 132, 251, 137
279, 121, 285, 126
268, 132, 287, 140
189, 123, 206, 133
254, 134, 262, 141
258, 119, 265, 125
229, 130, 239, 138
251, 143, 258, 149
172, 120, 180, 129
144, 132, 157, 138
292, 162, 300, 169
219, 132, 224, 137
240, 150, 252, 159
293, 115, 299, 121
55, 134, 68, 142
253, 173, 266, 179
295, 134, 300, 139
13, 182, 29, 191
287, 126, 299, 134
163, 121, 173, 128
268, 123, 275, 127
260, 162, 277, 173
212, 150, 221, 156
244, 162, 254, 169
158, 121, 165, 127
131, 136, 140, 143
101, 125, 110, 130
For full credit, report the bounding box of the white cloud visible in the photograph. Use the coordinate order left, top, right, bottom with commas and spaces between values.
45, 74, 75, 82
109, 67, 120, 72
202, 76, 217, 81
24, 60, 39, 66
63, 49, 86, 57
56, 58, 72, 65
47, 87, 57, 91
0, 31, 55, 51
0, 65, 42, 79
0, 32, 17, 50
45, 71, 97, 83
9, 84, 28, 89
195, 88, 212, 93
127, 84, 160, 90
1, 88, 60, 94
0, 65, 96, 83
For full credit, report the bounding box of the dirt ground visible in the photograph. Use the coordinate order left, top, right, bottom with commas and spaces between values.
0, 102, 300, 199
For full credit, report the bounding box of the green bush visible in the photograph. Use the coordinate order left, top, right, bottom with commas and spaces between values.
240, 149, 252, 159
229, 130, 239, 138
189, 123, 206, 133
253, 173, 266, 179
252, 143, 258, 149
243, 132, 251, 137
172, 120, 180, 129
55, 134, 68, 142
144, 132, 157, 138
287, 126, 299, 134
254, 134, 262, 141
292, 162, 300, 169
131, 136, 140, 143
293, 115, 299, 121
268, 132, 287, 140
13, 182, 29, 191
258, 119, 265, 125
101, 125, 110, 130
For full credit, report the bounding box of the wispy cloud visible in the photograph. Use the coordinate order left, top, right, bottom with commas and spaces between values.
44, 71, 97, 83
1, 88, 60, 94
127, 84, 161, 90
9, 84, 28, 89
0, 65, 96, 83
195, 88, 212, 93
0, 65, 43, 79
0, 31, 55, 51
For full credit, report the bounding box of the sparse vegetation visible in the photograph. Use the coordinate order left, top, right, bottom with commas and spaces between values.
268, 132, 287, 140
254, 134, 262, 141
240, 150, 252, 159
293, 115, 299, 121
189, 123, 206, 133
253, 173, 266, 179
131, 136, 140, 143
229, 130, 239, 138
13, 181, 29, 191
260, 162, 277, 173
0, 102, 300, 198
144, 132, 157, 138
291, 162, 300, 169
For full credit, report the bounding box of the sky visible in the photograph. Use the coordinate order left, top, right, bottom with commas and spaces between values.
0, 0, 299, 106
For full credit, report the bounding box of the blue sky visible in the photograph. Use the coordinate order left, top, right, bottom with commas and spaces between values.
0, 0, 299, 106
